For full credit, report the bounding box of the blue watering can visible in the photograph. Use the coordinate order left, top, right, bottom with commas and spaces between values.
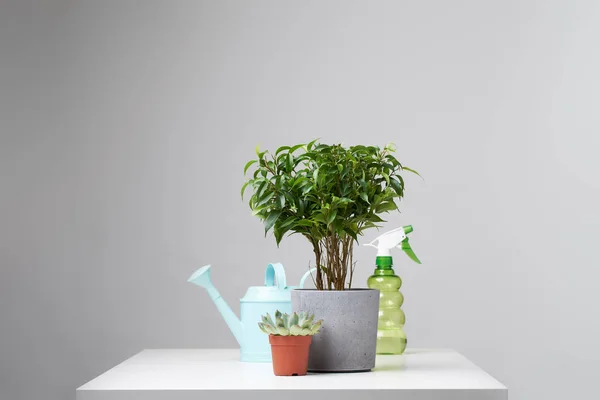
188, 263, 314, 362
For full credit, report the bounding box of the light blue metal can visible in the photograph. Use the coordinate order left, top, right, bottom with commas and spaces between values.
188, 263, 314, 362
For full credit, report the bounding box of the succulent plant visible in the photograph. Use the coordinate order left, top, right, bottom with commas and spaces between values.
258, 310, 323, 336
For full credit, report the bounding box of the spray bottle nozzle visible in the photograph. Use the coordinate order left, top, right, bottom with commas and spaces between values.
363, 225, 421, 264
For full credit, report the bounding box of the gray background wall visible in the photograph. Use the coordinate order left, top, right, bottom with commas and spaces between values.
1, 1, 599, 399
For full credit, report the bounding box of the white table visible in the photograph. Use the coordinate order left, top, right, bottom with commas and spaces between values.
77, 349, 507, 400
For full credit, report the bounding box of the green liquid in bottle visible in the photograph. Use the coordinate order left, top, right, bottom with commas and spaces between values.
368, 258, 407, 354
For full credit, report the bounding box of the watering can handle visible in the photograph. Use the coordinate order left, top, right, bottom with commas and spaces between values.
265, 263, 287, 289
299, 268, 317, 288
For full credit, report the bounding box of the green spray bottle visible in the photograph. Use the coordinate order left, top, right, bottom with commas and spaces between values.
365, 226, 421, 354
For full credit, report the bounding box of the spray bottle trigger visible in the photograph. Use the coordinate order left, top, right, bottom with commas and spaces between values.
399, 238, 422, 264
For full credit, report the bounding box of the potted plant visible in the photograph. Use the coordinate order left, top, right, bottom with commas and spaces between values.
258, 311, 323, 376
243, 141, 417, 371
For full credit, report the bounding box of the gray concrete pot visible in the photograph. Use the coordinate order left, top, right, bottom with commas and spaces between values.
291, 289, 380, 372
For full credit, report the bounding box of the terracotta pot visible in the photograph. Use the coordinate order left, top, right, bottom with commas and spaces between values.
269, 335, 312, 376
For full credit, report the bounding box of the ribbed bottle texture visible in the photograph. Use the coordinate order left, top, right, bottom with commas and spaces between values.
367, 269, 407, 354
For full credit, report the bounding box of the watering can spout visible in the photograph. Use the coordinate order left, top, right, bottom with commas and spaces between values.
188, 265, 243, 346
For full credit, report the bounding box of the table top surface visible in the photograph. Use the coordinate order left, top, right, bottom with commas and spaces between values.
77, 348, 506, 392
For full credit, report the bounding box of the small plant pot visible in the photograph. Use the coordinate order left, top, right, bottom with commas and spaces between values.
269, 335, 312, 376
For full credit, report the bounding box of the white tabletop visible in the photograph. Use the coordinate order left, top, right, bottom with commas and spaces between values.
77, 349, 506, 400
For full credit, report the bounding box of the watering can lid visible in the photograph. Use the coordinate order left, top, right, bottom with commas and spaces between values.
240, 263, 314, 303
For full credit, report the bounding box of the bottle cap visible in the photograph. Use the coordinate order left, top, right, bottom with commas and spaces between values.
376, 256, 393, 269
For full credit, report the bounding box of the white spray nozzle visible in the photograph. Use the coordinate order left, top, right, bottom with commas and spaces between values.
363, 227, 408, 257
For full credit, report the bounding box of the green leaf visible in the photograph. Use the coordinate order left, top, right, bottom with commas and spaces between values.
277, 218, 293, 230
256, 192, 274, 207
251, 206, 267, 217
282, 313, 289, 328
263, 313, 275, 326
382, 172, 390, 185
291, 176, 306, 188
241, 181, 250, 199
295, 219, 314, 227
264, 210, 282, 234
360, 192, 369, 203
244, 159, 257, 175
362, 221, 381, 230
275, 145, 290, 155
343, 227, 358, 241
390, 178, 404, 196
289, 144, 304, 153
273, 227, 284, 245
277, 326, 290, 336
255, 180, 267, 199
301, 184, 313, 195
359, 179, 367, 191
310, 320, 323, 334
298, 199, 305, 215
313, 213, 327, 224
369, 214, 385, 223
402, 166, 422, 178
376, 200, 398, 213
326, 209, 337, 225
278, 194, 285, 208
290, 312, 299, 326
290, 325, 303, 335
266, 324, 278, 335
258, 322, 269, 334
